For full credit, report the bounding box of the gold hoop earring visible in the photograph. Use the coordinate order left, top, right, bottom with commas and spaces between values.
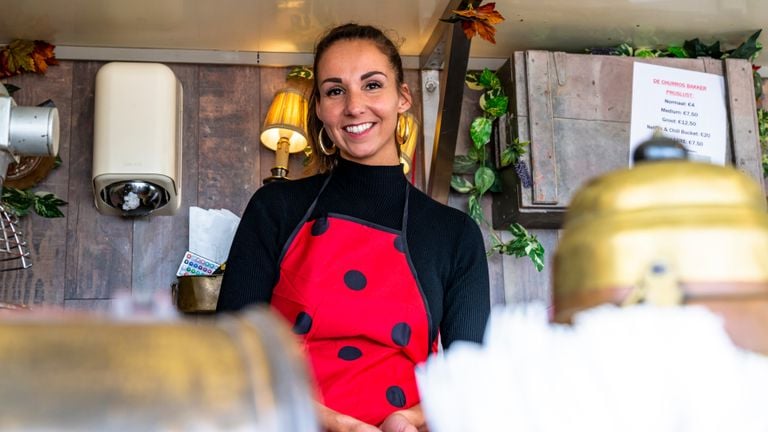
396, 113, 412, 146
318, 127, 337, 156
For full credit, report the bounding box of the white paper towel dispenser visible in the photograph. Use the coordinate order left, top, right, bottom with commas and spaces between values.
92, 62, 183, 216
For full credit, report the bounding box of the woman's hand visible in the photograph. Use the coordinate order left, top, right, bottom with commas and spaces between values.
379, 404, 428, 432
316, 402, 382, 432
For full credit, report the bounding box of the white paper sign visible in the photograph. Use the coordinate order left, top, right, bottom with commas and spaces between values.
629, 62, 727, 165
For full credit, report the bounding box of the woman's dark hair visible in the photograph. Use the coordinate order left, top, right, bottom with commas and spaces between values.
307, 23, 406, 173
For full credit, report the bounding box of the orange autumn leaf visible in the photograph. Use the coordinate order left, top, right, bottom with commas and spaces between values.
451, 2, 505, 44
454, 2, 505, 24
461, 19, 498, 44
31, 40, 58, 74
0, 39, 57, 77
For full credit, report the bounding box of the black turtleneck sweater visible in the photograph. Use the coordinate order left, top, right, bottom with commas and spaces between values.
217, 158, 490, 348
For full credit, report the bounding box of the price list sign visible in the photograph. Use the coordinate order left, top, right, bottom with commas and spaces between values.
629, 62, 727, 165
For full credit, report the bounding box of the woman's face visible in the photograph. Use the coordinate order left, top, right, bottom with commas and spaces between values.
315, 39, 412, 166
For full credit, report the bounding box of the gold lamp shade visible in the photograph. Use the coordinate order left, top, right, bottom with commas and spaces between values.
260, 87, 308, 183
397, 111, 419, 175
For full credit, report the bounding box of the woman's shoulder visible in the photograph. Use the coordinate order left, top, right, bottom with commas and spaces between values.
408, 186, 476, 227
250, 172, 327, 200
407, 186, 484, 249
243, 173, 328, 215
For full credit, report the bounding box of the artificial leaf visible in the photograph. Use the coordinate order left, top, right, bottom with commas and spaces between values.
474, 166, 496, 195
3, 40, 35, 75
1, 187, 35, 217
474, 21, 498, 45
459, 20, 479, 41
728, 30, 762, 60
500, 146, 515, 167
453, 155, 478, 174
478, 68, 501, 90
287, 65, 313, 80
482, 94, 508, 118
616, 43, 634, 57
504, 223, 545, 271
4, 83, 20, 95
33, 192, 67, 218
763, 154, 768, 178
508, 222, 525, 237
452, 2, 505, 44
1, 39, 57, 77
666, 46, 689, 58
467, 194, 484, 225
682, 37, 708, 58
634, 48, 659, 58
1, 186, 67, 218
31, 40, 58, 73
450, 175, 475, 193
465, 70, 484, 90
490, 234, 503, 253
705, 40, 724, 59
500, 137, 528, 167
467, 145, 483, 162
453, 2, 505, 25
528, 243, 545, 271
470, 116, 493, 149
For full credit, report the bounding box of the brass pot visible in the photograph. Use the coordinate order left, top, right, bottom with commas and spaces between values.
172, 275, 223, 313
553, 160, 768, 354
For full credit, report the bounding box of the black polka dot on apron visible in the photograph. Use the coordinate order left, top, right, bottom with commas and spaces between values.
344, 270, 367, 291
394, 236, 405, 253
292, 311, 313, 335
391, 322, 411, 346
311, 217, 329, 236
386, 385, 406, 408
337, 346, 362, 361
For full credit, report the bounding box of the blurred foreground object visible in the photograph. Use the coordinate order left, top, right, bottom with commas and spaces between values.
0, 306, 319, 431
417, 304, 768, 432
418, 136, 768, 431
554, 136, 768, 354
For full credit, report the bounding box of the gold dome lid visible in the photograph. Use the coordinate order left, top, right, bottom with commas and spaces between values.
564, 161, 767, 230
554, 156, 768, 319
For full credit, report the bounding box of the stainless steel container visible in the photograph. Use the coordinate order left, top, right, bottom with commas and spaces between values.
0, 307, 319, 431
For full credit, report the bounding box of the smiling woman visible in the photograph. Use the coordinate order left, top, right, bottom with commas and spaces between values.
313, 39, 411, 167
217, 23, 491, 432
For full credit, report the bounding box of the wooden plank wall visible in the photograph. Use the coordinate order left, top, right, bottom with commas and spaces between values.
0, 60, 428, 311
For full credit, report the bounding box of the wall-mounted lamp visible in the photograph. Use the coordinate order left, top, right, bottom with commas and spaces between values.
260, 88, 308, 183
397, 111, 419, 175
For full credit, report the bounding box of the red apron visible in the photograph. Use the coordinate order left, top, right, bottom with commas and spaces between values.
270, 179, 433, 425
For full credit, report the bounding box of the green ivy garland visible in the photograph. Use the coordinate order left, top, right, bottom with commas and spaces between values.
450, 68, 545, 272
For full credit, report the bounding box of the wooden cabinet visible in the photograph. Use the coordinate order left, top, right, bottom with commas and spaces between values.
493, 51, 763, 229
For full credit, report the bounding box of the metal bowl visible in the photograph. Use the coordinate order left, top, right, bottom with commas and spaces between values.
100, 180, 169, 216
